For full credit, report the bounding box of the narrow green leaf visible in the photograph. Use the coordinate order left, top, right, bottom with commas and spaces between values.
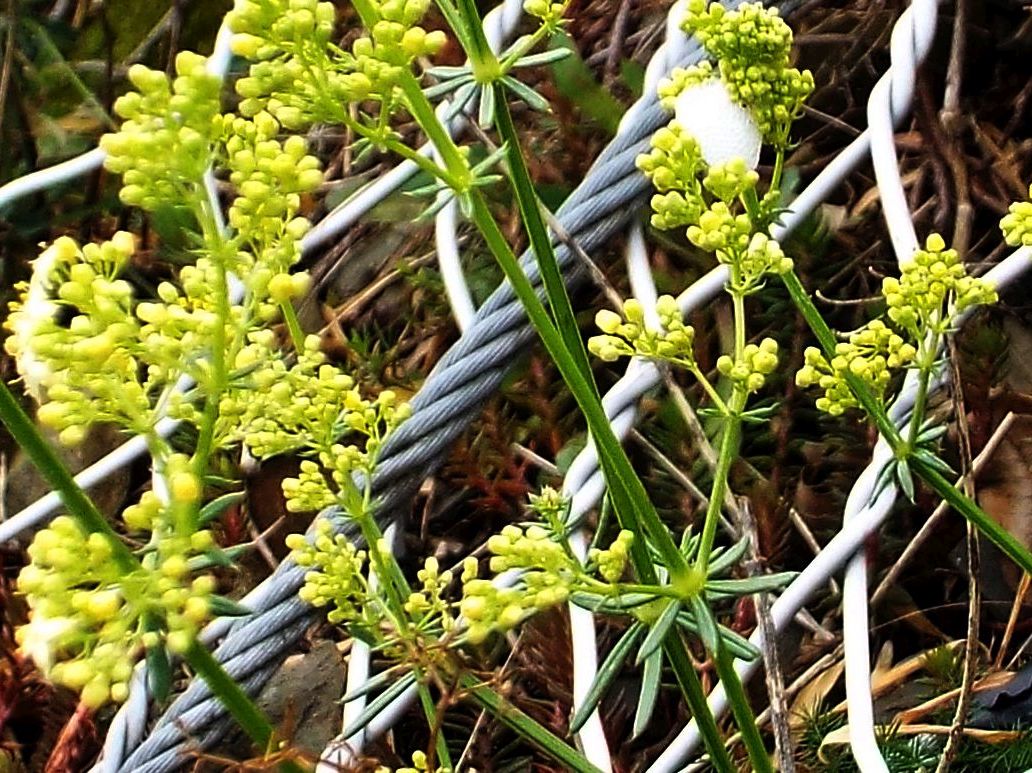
207, 595, 253, 618
478, 81, 496, 126
512, 47, 572, 67
705, 572, 797, 596
187, 544, 247, 571
425, 65, 470, 77
912, 447, 954, 476
896, 458, 916, 502
146, 639, 172, 703
423, 75, 475, 99
706, 537, 751, 577
341, 665, 409, 703
0, 381, 138, 573
502, 75, 552, 112
198, 491, 245, 526
689, 595, 719, 653
633, 647, 663, 738
341, 669, 418, 738
569, 591, 656, 612
569, 622, 643, 733
718, 623, 761, 660
916, 424, 948, 444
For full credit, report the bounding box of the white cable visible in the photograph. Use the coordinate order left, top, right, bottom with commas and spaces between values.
841, 2, 937, 768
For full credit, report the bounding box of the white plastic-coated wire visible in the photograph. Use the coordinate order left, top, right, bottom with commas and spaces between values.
841, 2, 937, 769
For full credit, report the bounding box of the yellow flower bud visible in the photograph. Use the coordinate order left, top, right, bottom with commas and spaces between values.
170, 471, 201, 503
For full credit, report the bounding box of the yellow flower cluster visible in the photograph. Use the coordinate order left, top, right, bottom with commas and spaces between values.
228, 0, 445, 128
17, 499, 217, 708
100, 52, 222, 211
589, 296, 697, 370
3, 234, 143, 444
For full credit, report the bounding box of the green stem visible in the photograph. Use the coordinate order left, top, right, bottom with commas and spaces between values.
770, 148, 785, 196
0, 381, 138, 574
183, 639, 307, 773
694, 396, 744, 574
467, 191, 689, 577
687, 365, 732, 415
457, 673, 602, 772
911, 459, 1032, 575
493, 85, 596, 389
714, 646, 773, 773
353, 511, 412, 621
190, 191, 232, 493
454, 0, 500, 77
397, 77, 470, 178
663, 640, 736, 772
905, 346, 935, 449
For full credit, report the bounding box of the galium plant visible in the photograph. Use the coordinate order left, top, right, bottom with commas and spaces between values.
5, 0, 1032, 769
1, 42, 348, 764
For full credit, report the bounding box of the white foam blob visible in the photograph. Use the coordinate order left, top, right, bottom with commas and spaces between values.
674, 79, 762, 169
